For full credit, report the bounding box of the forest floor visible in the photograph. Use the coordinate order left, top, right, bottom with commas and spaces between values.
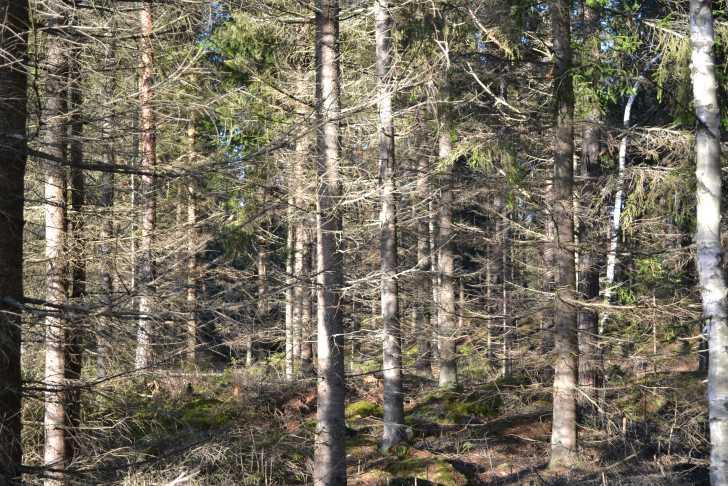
45, 353, 710, 485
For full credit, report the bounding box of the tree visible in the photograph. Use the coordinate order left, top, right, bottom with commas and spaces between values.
688, 1, 728, 483
43, 4, 70, 480
376, 0, 406, 452
135, 0, 158, 370
577, 0, 602, 416
0, 0, 28, 477
313, 0, 347, 482
549, 0, 578, 467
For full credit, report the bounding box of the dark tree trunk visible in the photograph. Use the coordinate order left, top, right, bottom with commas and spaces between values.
66, 52, 85, 462
577, 2, 602, 418
549, 0, 578, 467
0, 0, 28, 478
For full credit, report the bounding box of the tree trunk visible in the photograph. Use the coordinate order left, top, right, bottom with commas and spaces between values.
437, 119, 457, 388
600, 54, 661, 333
549, 0, 578, 467
577, 2, 601, 417
285, 179, 295, 379
688, 2, 728, 483
301, 223, 315, 376
415, 151, 432, 376
66, 52, 85, 462
44, 11, 70, 481
186, 122, 200, 368
376, 0, 405, 451
0, 0, 28, 477
256, 235, 268, 361
135, 1, 157, 371
313, 0, 347, 482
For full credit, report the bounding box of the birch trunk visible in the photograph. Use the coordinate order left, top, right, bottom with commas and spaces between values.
313, 0, 347, 482
688, 2, 728, 483
0, 0, 28, 477
549, 0, 578, 466
600, 54, 660, 333
135, 1, 157, 371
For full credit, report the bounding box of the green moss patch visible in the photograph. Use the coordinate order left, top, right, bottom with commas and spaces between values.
346, 400, 384, 420
409, 387, 502, 425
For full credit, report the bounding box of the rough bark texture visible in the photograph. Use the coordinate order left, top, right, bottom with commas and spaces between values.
135, 1, 157, 370
0, 0, 28, 478
313, 0, 347, 482
376, 0, 406, 451
577, 2, 601, 416
44, 11, 70, 482
549, 0, 578, 467
688, 2, 728, 484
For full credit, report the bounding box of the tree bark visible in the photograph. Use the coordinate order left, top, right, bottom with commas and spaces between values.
186, 122, 200, 368
0, 0, 28, 477
313, 0, 347, 482
577, 2, 601, 417
600, 54, 661, 333
437, 117, 457, 388
66, 50, 85, 462
44, 9, 70, 481
688, 2, 728, 484
549, 0, 578, 467
376, 0, 405, 451
135, 1, 157, 371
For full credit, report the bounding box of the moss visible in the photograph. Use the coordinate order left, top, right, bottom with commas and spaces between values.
179, 397, 235, 428
409, 387, 502, 425
346, 400, 384, 419
386, 458, 466, 486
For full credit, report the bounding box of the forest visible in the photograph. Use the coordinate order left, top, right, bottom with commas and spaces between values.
0, 0, 726, 484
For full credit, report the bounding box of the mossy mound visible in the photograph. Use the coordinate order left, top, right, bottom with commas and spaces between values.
354, 457, 466, 486
386, 455, 466, 486
347, 400, 384, 420
409, 387, 502, 425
